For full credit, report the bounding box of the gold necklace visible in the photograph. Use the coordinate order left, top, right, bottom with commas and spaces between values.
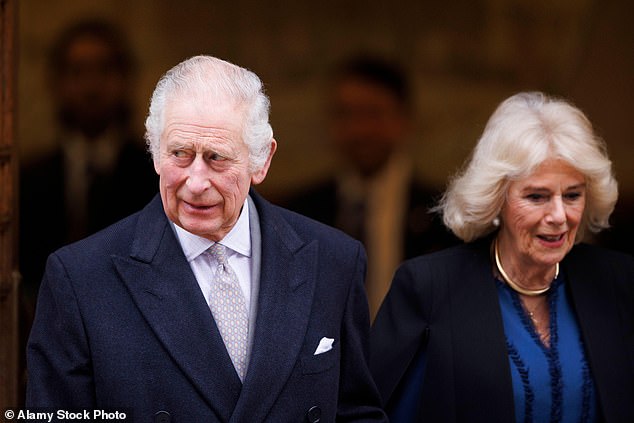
494, 239, 558, 296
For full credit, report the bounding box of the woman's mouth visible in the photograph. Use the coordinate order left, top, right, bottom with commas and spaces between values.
537, 234, 564, 242
536, 233, 567, 248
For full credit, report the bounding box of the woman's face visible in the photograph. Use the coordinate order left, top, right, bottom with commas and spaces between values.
498, 159, 586, 272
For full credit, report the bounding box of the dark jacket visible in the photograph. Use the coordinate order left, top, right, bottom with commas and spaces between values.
282, 178, 458, 259
27, 191, 386, 422
19, 141, 157, 296
371, 239, 634, 422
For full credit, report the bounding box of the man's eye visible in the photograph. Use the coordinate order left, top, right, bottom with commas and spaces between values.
208, 152, 227, 161
172, 150, 189, 158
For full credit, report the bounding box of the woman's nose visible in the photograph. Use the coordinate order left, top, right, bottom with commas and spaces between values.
546, 196, 566, 225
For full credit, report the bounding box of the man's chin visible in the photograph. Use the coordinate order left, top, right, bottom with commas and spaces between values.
176, 218, 220, 237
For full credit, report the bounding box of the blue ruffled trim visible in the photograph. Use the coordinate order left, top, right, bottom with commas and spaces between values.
501, 274, 599, 423
506, 340, 534, 423
579, 334, 594, 423
508, 278, 564, 423
547, 286, 563, 423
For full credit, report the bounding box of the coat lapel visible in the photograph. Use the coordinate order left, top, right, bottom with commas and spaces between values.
230, 192, 318, 422
111, 196, 242, 421
564, 246, 634, 422
446, 241, 515, 422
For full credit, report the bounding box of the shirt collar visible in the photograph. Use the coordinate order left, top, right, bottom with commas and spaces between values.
172, 198, 252, 261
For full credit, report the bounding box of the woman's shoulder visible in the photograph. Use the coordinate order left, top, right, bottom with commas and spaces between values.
567, 242, 634, 266
390, 240, 491, 297
400, 238, 489, 270
564, 243, 634, 292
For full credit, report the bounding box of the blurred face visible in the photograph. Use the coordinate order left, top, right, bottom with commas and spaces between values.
330, 78, 408, 177
55, 35, 128, 138
498, 159, 586, 274
154, 95, 275, 241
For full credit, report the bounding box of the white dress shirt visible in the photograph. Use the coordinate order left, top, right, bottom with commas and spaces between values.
172, 199, 253, 315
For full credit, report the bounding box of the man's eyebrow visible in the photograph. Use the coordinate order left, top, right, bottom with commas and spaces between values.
165, 139, 191, 147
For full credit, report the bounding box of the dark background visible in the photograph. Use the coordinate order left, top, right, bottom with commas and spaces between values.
19, 0, 634, 218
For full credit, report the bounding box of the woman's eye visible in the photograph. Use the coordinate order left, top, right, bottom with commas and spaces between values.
564, 192, 582, 201
526, 193, 546, 202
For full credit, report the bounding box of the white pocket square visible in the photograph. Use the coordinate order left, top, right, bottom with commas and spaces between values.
314, 337, 335, 355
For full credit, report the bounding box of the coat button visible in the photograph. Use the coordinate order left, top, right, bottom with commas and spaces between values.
306, 406, 321, 423
154, 411, 171, 423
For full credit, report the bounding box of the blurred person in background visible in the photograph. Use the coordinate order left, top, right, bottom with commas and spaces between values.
20, 18, 156, 304
284, 54, 457, 320
18, 21, 156, 403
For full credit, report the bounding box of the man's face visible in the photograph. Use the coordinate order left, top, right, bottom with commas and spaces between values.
55, 35, 128, 137
154, 95, 274, 241
329, 78, 408, 176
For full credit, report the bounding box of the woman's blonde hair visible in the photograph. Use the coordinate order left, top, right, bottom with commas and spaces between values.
437, 92, 617, 242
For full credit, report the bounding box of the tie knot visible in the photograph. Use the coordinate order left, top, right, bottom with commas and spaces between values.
208, 243, 228, 264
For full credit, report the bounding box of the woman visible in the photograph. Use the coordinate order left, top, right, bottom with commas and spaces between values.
370, 92, 634, 422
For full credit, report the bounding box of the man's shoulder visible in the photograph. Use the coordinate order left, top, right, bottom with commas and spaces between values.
273, 201, 358, 243
56, 196, 163, 260
56, 211, 141, 259
254, 192, 361, 250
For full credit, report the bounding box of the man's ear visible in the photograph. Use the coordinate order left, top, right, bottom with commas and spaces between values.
153, 157, 161, 175
251, 139, 277, 185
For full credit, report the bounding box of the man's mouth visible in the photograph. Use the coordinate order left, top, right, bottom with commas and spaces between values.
184, 200, 215, 211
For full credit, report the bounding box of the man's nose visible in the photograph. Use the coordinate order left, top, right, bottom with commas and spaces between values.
185, 156, 211, 193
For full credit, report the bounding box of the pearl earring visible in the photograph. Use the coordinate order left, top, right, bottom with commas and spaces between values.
492, 217, 500, 227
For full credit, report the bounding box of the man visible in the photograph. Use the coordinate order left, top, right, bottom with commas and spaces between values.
26, 56, 386, 422
284, 55, 457, 319
20, 18, 156, 304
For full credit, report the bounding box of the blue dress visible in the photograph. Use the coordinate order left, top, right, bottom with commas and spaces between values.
497, 273, 598, 423
387, 272, 599, 422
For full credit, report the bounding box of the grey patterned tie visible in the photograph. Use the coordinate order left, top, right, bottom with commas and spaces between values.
208, 243, 248, 381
